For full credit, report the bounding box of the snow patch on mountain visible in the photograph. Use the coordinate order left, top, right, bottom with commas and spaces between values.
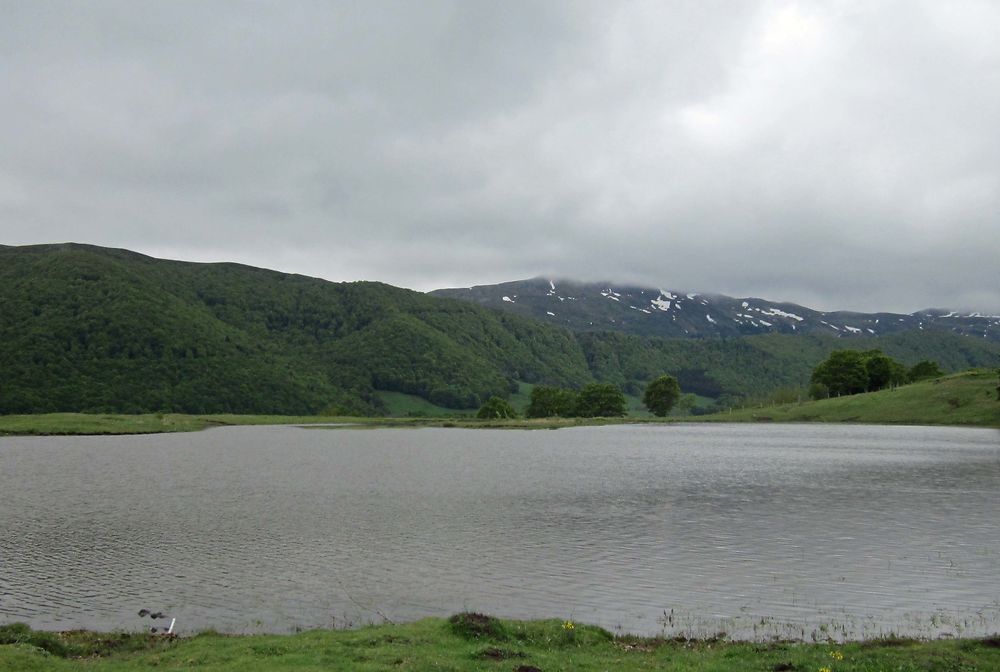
650, 297, 671, 311
760, 307, 804, 321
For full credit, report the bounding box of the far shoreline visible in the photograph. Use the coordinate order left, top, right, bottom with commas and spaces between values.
2, 369, 997, 436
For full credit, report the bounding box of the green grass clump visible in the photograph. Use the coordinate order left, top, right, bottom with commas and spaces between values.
448, 612, 509, 641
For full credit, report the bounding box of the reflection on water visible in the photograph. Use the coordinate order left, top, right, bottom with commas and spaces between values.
1, 423, 998, 638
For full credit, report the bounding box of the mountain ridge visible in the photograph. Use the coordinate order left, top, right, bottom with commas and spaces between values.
431, 277, 1000, 342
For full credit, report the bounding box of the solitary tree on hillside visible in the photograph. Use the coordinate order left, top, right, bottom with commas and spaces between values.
810, 350, 868, 397
476, 396, 516, 419
643, 374, 682, 417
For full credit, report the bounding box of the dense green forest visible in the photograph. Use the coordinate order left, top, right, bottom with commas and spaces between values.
0, 244, 590, 414
2, 244, 998, 415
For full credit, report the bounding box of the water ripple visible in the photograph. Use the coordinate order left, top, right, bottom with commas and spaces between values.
1, 423, 999, 638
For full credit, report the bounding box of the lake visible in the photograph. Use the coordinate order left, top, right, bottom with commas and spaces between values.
1, 423, 998, 639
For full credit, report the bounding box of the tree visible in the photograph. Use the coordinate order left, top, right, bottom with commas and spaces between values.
811, 350, 868, 397
862, 350, 907, 390
908, 360, 943, 382
643, 374, 681, 417
476, 396, 516, 419
525, 386, 578, 418
575, 383, 626, 417
864, 353, 895, 391
811, 349, 906, 397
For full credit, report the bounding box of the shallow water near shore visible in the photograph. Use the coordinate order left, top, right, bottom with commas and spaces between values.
2, 423, 999, 639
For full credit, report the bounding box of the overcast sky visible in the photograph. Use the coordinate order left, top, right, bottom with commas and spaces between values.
2, 1, 998, 312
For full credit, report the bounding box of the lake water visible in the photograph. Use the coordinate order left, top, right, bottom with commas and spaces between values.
1, 423, 998, 640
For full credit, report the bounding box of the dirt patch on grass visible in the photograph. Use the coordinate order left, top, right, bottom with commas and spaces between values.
614, 635, 666, 652
475, 646, 526, 660
860, 635, 919, 648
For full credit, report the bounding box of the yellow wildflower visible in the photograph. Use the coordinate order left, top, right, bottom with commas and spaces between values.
829, 650, 844, 661
562, 621, 575, 630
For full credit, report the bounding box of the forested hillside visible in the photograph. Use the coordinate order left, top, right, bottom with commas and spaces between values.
2, 244, 998, 415
0, 244, 591, 414
576, 331, 1000, 402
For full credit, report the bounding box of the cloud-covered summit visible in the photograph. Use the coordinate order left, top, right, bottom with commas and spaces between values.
2, 1, 998, 312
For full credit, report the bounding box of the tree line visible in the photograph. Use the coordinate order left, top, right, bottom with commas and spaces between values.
809, 349, 943, 399
476, 374, 682, 419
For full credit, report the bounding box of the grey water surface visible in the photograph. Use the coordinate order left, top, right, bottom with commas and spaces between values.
1, 423, 998, 639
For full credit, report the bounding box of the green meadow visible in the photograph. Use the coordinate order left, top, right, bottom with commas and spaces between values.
3, 617, 999, 672
696, 369, 1000, 428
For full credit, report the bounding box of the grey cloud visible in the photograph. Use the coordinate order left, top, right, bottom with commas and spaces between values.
2, 1, 998, 313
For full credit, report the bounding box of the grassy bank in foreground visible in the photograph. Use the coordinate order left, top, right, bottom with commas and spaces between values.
3, 616, 999, 672
693, 369, 1000, 428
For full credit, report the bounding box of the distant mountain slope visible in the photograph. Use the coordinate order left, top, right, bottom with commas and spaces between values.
0, 244, 591, 415
432, 278, 1000, 342
574, 330, 1000, 401
2, 245, 998, 416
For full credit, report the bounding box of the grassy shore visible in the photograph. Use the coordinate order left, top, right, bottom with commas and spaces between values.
0, 412, 664, 436
693, 369, 1000, 428
2, 616, 999, 672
